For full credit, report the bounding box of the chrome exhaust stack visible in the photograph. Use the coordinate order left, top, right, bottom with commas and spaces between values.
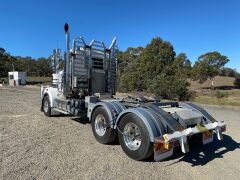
63, 23, 71, 97
51, 48, 61, 74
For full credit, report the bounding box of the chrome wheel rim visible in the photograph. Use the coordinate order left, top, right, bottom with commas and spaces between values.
43, 100, 48, 113
95, 114, 107, 136
123, 122, 141, 150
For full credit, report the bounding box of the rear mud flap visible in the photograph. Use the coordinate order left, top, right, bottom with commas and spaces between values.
202, 130, 214, 145
154, 138, 174, 161
154, 148, 174, 162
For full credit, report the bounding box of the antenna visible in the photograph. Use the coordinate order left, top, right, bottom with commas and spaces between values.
109, 37, 117, 49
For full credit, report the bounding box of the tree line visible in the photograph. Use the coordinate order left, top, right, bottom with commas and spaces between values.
117, 37, 239, 100
1, 37, 239, 100
0, 47, 52, 77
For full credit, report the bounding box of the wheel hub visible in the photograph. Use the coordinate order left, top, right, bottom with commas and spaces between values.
95, 114, 107, 136
123, 122, 141, 150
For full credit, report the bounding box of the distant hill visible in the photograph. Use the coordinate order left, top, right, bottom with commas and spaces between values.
190, 76, 235, 90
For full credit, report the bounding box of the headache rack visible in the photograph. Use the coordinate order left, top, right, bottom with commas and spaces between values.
63, 33, 117, 97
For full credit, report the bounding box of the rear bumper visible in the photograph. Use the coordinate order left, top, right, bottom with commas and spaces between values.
154, 121, 226, 161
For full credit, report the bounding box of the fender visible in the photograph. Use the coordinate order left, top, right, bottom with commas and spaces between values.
140, 107, 166, 136
180, 102, 215, 123
41, 87, 58, 108
41, 92, 50, 111
115, 108, 163, 142
108, 101, 126, 113
89, 101, 126, 128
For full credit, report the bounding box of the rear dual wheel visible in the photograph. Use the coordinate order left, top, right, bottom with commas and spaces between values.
92, 108, 153, 160
118, 113, 153, 161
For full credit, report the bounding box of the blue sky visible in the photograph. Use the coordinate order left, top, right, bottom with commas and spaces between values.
0, 0, 239, 71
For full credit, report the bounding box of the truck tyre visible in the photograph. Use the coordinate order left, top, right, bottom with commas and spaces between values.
91, 106, 117, 144
118, 113, 153, 161
43, 95, 51, 117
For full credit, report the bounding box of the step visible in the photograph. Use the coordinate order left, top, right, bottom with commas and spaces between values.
52, 108, 70, 115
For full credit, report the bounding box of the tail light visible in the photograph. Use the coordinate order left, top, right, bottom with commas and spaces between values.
154, 138, 174, 152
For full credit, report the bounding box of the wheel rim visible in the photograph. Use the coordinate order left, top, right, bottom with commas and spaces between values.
123, 122, 141, 150
43, 100, 48, 113
95, 114, 107, 136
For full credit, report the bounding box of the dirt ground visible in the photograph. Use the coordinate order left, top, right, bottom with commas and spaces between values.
1, 86, 240, 180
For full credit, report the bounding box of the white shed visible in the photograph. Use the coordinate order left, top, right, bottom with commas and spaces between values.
8, 71, 27, 86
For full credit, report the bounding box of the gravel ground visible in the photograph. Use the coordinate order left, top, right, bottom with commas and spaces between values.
1, 86, 240, 180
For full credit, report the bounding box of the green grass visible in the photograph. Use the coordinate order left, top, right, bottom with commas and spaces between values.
190, 76, 240, 107
193, 90, 240, 107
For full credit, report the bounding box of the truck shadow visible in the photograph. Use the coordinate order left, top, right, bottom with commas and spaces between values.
71, 117, 90, 124
166, 134, 240, 166
51, 115, 90, 124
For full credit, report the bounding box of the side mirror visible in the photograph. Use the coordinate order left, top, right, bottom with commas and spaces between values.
64, 23, 69, 33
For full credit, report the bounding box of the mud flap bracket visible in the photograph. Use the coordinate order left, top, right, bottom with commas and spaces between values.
179, 136, 189, 153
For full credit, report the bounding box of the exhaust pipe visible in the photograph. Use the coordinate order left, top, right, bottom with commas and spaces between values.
63, 23, 70, 97
64, 23, 70, 50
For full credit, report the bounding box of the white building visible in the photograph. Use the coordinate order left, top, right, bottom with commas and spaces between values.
8, 71, 26, 86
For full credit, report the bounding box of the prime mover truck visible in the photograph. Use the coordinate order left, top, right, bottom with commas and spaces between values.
41, 24, 226, 161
